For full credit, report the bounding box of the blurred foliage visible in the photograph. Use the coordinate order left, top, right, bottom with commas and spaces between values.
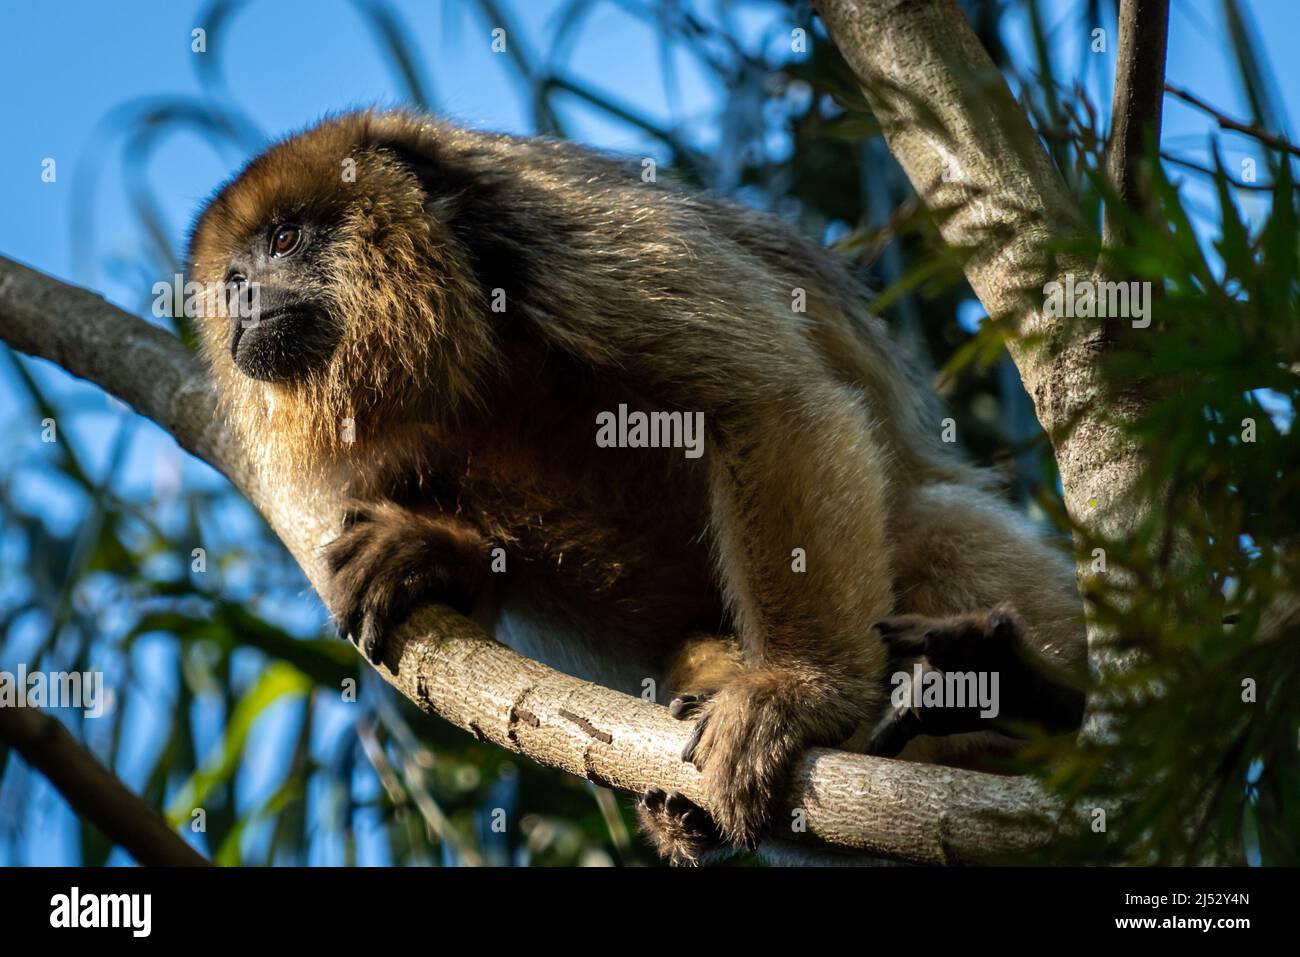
1012, 147, 1300, 866
0, 0, 1295, 866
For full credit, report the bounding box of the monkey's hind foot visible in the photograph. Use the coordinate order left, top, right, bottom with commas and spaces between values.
678, 669, 863, 852
637, 789, 728, 866
866, 605, 1085, 758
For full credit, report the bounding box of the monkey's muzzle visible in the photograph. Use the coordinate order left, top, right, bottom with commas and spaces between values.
230, 302, 334, 382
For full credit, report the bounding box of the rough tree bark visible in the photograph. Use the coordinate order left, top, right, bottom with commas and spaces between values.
0, 0, 1156, 864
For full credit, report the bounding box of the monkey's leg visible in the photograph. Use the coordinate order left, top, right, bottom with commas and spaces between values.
323, 500, 490, 666
681, 386, 896, 849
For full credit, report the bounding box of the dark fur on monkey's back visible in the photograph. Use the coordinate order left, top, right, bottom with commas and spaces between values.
188, 110, 1085, 863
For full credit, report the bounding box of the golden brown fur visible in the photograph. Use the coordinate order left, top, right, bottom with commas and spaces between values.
188, 109, 1086, 865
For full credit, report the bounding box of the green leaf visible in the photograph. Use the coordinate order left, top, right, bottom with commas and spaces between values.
165, 663, 310, 826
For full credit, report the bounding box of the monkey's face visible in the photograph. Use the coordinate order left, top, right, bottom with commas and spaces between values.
187, 111, 495, 470
220, 220, 338, 382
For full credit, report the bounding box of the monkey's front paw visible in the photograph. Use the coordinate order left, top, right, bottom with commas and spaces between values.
680, 672, 843, 851
636, 789, 727, 866
323, 501, 488, 665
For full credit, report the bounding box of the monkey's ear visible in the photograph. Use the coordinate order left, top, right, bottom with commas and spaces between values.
368, 137, 538, 305
987, 603, 1019, 643
370, 138, 488, 241
371, 139, 464, 207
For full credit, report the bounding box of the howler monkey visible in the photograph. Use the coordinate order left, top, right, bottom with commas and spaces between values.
187, 110, 1086, 864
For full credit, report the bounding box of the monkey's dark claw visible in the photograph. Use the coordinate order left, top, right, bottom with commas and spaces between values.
681, 711, 711, 767
339, 504, 374, 530
872, 617, 930, 657
357, 616, 387, 666
665, 792, 694, 818
669, 692, 710, 720
986, 607, 1017, 640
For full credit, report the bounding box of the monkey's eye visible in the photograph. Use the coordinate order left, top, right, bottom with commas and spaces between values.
269, 224, 304, 257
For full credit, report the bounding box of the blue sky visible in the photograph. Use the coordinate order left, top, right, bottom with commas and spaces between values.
2, 0, 1296, 298
0, 0, 1295, 864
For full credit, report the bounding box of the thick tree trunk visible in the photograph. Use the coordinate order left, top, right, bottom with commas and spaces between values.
814, 0, 1171, 688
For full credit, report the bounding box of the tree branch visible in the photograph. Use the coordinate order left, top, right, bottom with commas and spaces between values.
0, 255, 1072, 864
1160, 152, 1278, 191
1104, 0, 1170, 246
0, 702, 210, 866
1164, 82, 1300, 159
